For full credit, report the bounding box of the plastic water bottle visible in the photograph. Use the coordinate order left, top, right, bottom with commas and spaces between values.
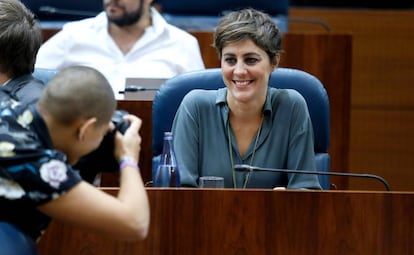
154, 132, 181, 187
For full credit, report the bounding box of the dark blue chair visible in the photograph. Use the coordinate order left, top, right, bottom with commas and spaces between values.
21, 0, 101, 20
32, 68, 59, 85
152, 68, 331, 189
157, 0, 289, 32
0, 222, 39, 255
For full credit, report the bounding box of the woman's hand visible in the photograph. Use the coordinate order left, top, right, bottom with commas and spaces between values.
114, 114, 142, 162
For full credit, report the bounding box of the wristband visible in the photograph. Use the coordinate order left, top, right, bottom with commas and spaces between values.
119, 156, 139, 171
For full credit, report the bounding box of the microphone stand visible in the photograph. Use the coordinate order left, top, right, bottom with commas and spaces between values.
234, 164, 391, 191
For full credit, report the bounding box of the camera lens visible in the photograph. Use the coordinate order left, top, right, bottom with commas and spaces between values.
111, 110, 130, 134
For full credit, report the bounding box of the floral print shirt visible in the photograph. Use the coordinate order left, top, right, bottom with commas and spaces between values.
0, 99, 82, 241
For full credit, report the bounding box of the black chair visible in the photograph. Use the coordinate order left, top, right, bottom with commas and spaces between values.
0, 222, 39, 255
152, 68, 331, 189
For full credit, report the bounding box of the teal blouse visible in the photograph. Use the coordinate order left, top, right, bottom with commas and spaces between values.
172, 87, 321, 189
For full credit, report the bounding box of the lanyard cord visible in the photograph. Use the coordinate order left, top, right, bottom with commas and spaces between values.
227, 117, 263, 188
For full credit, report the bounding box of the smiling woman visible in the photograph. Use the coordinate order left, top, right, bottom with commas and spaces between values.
171, 8, 322, 190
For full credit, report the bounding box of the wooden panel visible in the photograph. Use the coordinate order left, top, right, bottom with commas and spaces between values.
281, 33, 352, 189
289, 8, 414, 108
289, 8, 414, 191
37, 188, 414, 255
190, 32, 220, 68
349, 109, 414, 191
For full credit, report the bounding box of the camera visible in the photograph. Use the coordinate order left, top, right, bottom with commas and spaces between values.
111, 110, 130, 134
74, 110, 131, 183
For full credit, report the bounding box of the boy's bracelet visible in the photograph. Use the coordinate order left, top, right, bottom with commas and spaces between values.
119, 156, 139, 171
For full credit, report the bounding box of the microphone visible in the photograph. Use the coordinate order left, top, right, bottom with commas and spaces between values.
118, 85, 159, 94
39, 6, 99, 18
234, 164, 391, 191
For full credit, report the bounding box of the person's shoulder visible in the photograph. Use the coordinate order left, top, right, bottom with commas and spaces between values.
182, 89, 216, 105
1, 75, 44, 104
15, 82, 45, 105
184, 89, 216, 99
270, 87, 304, 100
11, 74, 44, 89
18, 74, 45, 88
269, 87, 307, 107
179, 89, 219, 116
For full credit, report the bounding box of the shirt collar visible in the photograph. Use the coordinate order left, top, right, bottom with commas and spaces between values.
215, 87, 273, 115
215, 87, 273, 130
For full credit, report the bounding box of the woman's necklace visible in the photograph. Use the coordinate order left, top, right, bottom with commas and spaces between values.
227, 116, 263, 188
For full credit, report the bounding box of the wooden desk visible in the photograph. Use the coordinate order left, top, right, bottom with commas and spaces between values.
37, 188, 414, 255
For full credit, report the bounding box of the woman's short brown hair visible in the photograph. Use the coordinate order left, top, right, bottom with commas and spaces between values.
213, 8, 282, 64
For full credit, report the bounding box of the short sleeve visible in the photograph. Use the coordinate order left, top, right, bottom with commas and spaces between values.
1, 151, 82, 206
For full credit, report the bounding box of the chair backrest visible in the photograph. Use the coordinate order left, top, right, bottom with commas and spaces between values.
32, 68, 59, 84
21, 0, 101, 20
159, 0, 288, 16
0, 222, 39, 255
157, 0, 289, 32
152, 68, 331, 189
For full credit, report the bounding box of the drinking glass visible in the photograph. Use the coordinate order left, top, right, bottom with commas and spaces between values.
199, 176, 224, 188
